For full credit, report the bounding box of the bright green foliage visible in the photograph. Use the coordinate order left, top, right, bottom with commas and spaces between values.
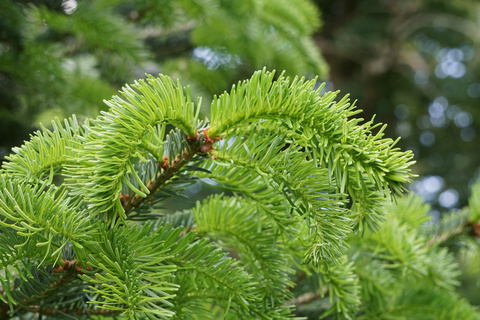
296, 195, 480, 319
208, 71, 414, 235
2, 117, 86, 183
0, 70, 478, 319
347, 195, 479, 319
0, 176, 90, 266
193, 195, 295, 315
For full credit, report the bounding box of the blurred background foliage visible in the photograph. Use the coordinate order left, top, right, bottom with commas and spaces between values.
0, 0, 327, 157
1, 0, 479, 312
315, 0, 480, 216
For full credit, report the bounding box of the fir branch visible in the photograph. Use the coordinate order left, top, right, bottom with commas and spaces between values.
350, 253, 395, 313
348, 195, 469, 318
166, 233, 259, 317
120, 129, 214, 221
207, 69, 415, 232
2, 116, 85, 184
288, 288, 326, 306
13, 265, 77, 313
0, 175, 91, 269
317, 257, 361, 320
4, 70, 470, 319
20, 306, 120, 317
421, 209, 471, 247
198, 156, 301, 233
80, 223, 179, 318
374, 288, 480, 320
66, 75, 202, 220
192, 195, 296, 315
204, 128, 351, 265
368, 219, 430, 278
259, 0, 327, 74
122, 131, 199, 215
0, 261, 99, 318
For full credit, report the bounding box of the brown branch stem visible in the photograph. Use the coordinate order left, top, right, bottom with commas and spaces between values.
287, 287, 328, 306
427, 224, 466, 247
122, 129, 219, 216
122, 146, 197, 214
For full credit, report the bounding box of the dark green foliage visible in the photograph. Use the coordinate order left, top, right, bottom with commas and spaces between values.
0, 0, 327, 159
315, 0, 480, 210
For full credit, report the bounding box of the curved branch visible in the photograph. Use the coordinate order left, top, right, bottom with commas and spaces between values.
207, 70, 414, 235
66, 75, 202, 220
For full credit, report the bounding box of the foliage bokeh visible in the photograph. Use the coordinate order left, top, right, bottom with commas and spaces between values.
314, 0, 480, 211
0, 0, 326, 158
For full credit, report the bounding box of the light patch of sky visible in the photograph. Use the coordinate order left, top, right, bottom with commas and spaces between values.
438, 189, 459, 208
192, 47, 241, 70
410, 176, 461, 209
416, 100, 475, 142
63, 0, 77, 14
434, 48, 467, 79
428, 97, 448, 127
410, 175, 444, 202
454, 111, 473, 128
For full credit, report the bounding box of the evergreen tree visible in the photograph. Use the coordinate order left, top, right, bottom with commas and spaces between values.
0, 0, 326, 157
1, 69, 479, 319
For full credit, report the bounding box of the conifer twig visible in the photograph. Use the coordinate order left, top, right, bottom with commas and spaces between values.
288, 287, 328, 306
427, 224, 467, 247
122, 130, 219, 216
